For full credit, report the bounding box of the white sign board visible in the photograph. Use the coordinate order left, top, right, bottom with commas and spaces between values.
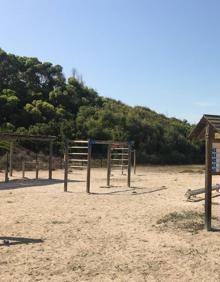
212, 143, 220, 172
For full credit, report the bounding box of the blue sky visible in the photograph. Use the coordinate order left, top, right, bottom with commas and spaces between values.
1, 0, 220, 123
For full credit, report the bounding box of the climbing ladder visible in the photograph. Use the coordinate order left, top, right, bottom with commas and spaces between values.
64, 140, 92, 193
68, 140, 89, 171
107, 142, 132, 187
110, 144, 129, 175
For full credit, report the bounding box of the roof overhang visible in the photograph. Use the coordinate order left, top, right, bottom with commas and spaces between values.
189, 114, 220, 140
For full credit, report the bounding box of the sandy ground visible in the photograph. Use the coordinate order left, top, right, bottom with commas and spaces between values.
1, 165, 220, 281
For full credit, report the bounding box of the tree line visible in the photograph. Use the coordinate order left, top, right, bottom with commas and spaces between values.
0, 48, 203, 164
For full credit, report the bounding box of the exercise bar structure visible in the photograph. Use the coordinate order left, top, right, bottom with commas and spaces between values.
21, 160, 49, 180
0, 132, 56, 183
185, 185, 220, 200
64, 139, 135, 193
107, 143, 133, 187
110, 144, 129, 175
64, 140, 91, 193
189, 114, 220, 231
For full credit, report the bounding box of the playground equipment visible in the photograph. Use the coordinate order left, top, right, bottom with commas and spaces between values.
189, 114, 220, 231
64, 139, 135, 193
110, 144, 136, 175
185, 184, 220, 200
21, 160, 48, 179
0, 132, 55, 183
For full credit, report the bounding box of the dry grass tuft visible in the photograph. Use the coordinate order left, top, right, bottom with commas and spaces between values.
156, 211, 210, 234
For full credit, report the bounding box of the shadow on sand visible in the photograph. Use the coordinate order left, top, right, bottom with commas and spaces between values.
187, 193, 220, 203
0, 178, 84, 191
0, 236, 44, 246
211, 227, 220, 232
91, 186, 167, 196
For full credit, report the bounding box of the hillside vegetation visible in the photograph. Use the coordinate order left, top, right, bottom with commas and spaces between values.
0, 48, 203, 164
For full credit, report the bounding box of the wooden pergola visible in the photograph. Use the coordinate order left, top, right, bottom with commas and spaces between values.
0, 132, 56, 181
189, 114, 220, 231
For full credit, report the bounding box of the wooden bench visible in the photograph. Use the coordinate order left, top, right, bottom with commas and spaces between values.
185, 184, 220, 200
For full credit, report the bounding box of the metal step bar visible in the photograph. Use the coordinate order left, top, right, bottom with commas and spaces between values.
69, 165, 87, 169
69, 153, 88, 155
69, 159, 88, 162
69, 146, 88, 149
111, 159, 128, 161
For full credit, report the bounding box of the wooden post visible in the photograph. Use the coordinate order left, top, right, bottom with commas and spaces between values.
127, 143, 131, 187
5, 153, 9, 183
205, 124, 213, 231
35, 154, 39, 180
48, 141, 53, 180
60, 157, 63, 169
9, 141, 13, 177
133, 150, 136, 175
86, 140, 92, 193
107, 144, 111, 187
121, 149, 124, 175
22, 161, 25, 178
64, 140, 68, 192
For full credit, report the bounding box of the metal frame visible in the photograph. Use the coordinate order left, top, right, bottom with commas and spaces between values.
64, 139, 135, 193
